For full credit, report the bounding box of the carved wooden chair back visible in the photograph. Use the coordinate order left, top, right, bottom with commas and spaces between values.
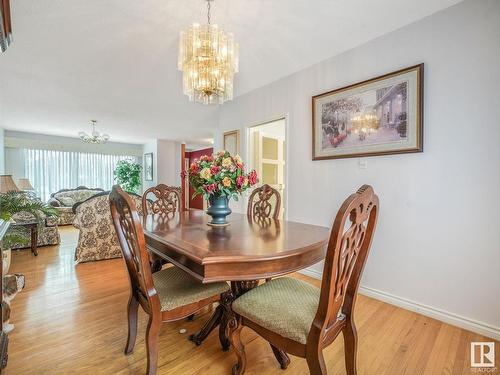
110, 185, 158, 312
312, 184, 378, 340
142, 184, 182, 218
247, 184, 281, 220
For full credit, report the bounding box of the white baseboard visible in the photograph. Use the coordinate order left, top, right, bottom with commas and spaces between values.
299, 267, 322, 280
298, 269, 500, 340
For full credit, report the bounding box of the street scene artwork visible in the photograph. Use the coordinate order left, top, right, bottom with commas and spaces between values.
312, 65, 423, 160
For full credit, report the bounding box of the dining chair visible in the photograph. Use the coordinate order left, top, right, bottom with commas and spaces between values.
142, 184, 183, 217
109, 185, 230, 375
142, 184, 183, 272
247, 184, 281, 220
228, 185, 379, 375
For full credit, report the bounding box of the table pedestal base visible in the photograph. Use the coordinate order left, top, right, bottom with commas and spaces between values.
188, 280, 290, 369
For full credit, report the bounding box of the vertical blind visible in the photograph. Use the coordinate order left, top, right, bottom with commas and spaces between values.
24, 149, 139, 201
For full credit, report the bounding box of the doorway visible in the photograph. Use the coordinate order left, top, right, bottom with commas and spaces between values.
248, 118, 286, 219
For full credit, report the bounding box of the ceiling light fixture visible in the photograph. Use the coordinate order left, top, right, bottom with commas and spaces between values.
178, 0, 239, 105
79, 120, 109, 144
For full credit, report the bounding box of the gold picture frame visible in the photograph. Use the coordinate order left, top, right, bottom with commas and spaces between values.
223, 130, 240, 156
312, 64, 423, 160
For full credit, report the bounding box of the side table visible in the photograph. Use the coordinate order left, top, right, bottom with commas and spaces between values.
11, 220, 38, 256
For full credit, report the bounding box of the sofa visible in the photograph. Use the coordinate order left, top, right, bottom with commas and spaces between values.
73, 191, 150, 263
48, 186, 104, 225
10, 211, 60, 250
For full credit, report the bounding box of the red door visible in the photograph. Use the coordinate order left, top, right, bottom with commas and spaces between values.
185, 148, 213, 210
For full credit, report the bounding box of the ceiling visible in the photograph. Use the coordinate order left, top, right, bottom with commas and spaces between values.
0, 0, 461, 145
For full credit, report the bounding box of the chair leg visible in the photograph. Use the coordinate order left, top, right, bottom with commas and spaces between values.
218, 309, 230, 351
228, 317, 246, 375
306, 345, 327, 375
145, 313, 161, 375
270, 344, 290, 369
342, 320, 358, 375
124, 295, 139, 355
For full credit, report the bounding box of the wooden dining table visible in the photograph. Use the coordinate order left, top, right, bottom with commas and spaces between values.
143, 210, 330, 368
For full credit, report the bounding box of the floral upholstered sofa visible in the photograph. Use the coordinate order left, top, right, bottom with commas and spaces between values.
73, 191, 150, 263
48, 187, 104, 225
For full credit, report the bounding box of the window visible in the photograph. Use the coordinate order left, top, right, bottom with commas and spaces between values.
24, 149, 139, 201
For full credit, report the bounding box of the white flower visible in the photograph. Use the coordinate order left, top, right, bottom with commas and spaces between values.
199, 168, 212, 180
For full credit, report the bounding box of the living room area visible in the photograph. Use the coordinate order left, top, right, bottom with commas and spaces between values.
1, 1, 499, 375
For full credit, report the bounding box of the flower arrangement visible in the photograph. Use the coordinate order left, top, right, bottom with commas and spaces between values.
186, 150, 258, 201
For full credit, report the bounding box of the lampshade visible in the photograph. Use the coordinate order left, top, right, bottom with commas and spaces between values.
0, 175, 20, 193
17, 178, 34, 191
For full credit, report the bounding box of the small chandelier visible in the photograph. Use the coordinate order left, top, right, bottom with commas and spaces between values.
178, 0, 239, 105
79, 120, 110, 144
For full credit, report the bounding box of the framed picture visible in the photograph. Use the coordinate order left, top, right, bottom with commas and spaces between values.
144, 153, 153, 181
223, 130, 240, 156
312, 64, 423, 160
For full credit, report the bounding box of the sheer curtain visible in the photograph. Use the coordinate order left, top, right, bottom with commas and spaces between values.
24, 149, 139, 201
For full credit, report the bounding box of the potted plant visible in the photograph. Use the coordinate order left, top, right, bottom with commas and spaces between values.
114, 159, 142, 194
186, 150, 258, 226
0, 191, 58, 271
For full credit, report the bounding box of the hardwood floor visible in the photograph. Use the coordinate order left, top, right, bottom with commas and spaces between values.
4, 226, 498, 375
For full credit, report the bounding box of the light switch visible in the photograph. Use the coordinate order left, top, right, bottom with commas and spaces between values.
358, 158, 368, 169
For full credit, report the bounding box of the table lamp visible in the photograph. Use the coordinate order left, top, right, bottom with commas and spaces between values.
0, 175, 19, 193
17, 178, 34, 191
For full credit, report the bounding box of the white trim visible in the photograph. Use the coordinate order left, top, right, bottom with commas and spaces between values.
299, 267, 322, 280
298, 268, 500, 340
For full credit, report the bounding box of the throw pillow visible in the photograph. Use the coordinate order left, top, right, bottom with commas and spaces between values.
58, 196, 75, 207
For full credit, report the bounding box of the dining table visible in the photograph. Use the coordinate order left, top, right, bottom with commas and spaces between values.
143, 210, 330, 369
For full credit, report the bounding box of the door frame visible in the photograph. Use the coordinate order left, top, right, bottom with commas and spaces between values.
245, 114, 289, 220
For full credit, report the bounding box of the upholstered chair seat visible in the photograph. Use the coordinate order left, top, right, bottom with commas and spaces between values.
152, 267, 229, 312
232, 277, 319, 344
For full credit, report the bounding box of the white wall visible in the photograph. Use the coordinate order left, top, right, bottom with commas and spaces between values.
5, 130, 143, 156
4, 148, 24, 181
142, 140, 158, 191
0, 128, 4, 174
217, 0, 500, 337
142, 140, 182, 191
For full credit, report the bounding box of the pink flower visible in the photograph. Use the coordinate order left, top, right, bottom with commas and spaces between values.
248, 170, 258, 186
210, 165, 221, 175
190, 162, 199, 173
203, 183, 217, 194
236, 176, 248, 189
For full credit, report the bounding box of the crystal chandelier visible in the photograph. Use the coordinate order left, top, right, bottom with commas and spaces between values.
79, 120, 110, 144
178, 0, 239, 105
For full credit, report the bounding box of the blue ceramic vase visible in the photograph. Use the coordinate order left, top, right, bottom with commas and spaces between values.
207, 195, 232, 226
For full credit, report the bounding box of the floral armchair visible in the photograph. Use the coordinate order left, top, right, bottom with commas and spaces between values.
48, 187, 104, 226
73, 192, 149, 263
10, 211, 60, 250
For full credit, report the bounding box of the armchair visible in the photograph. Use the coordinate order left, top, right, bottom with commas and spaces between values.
73, 191, 149, 263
